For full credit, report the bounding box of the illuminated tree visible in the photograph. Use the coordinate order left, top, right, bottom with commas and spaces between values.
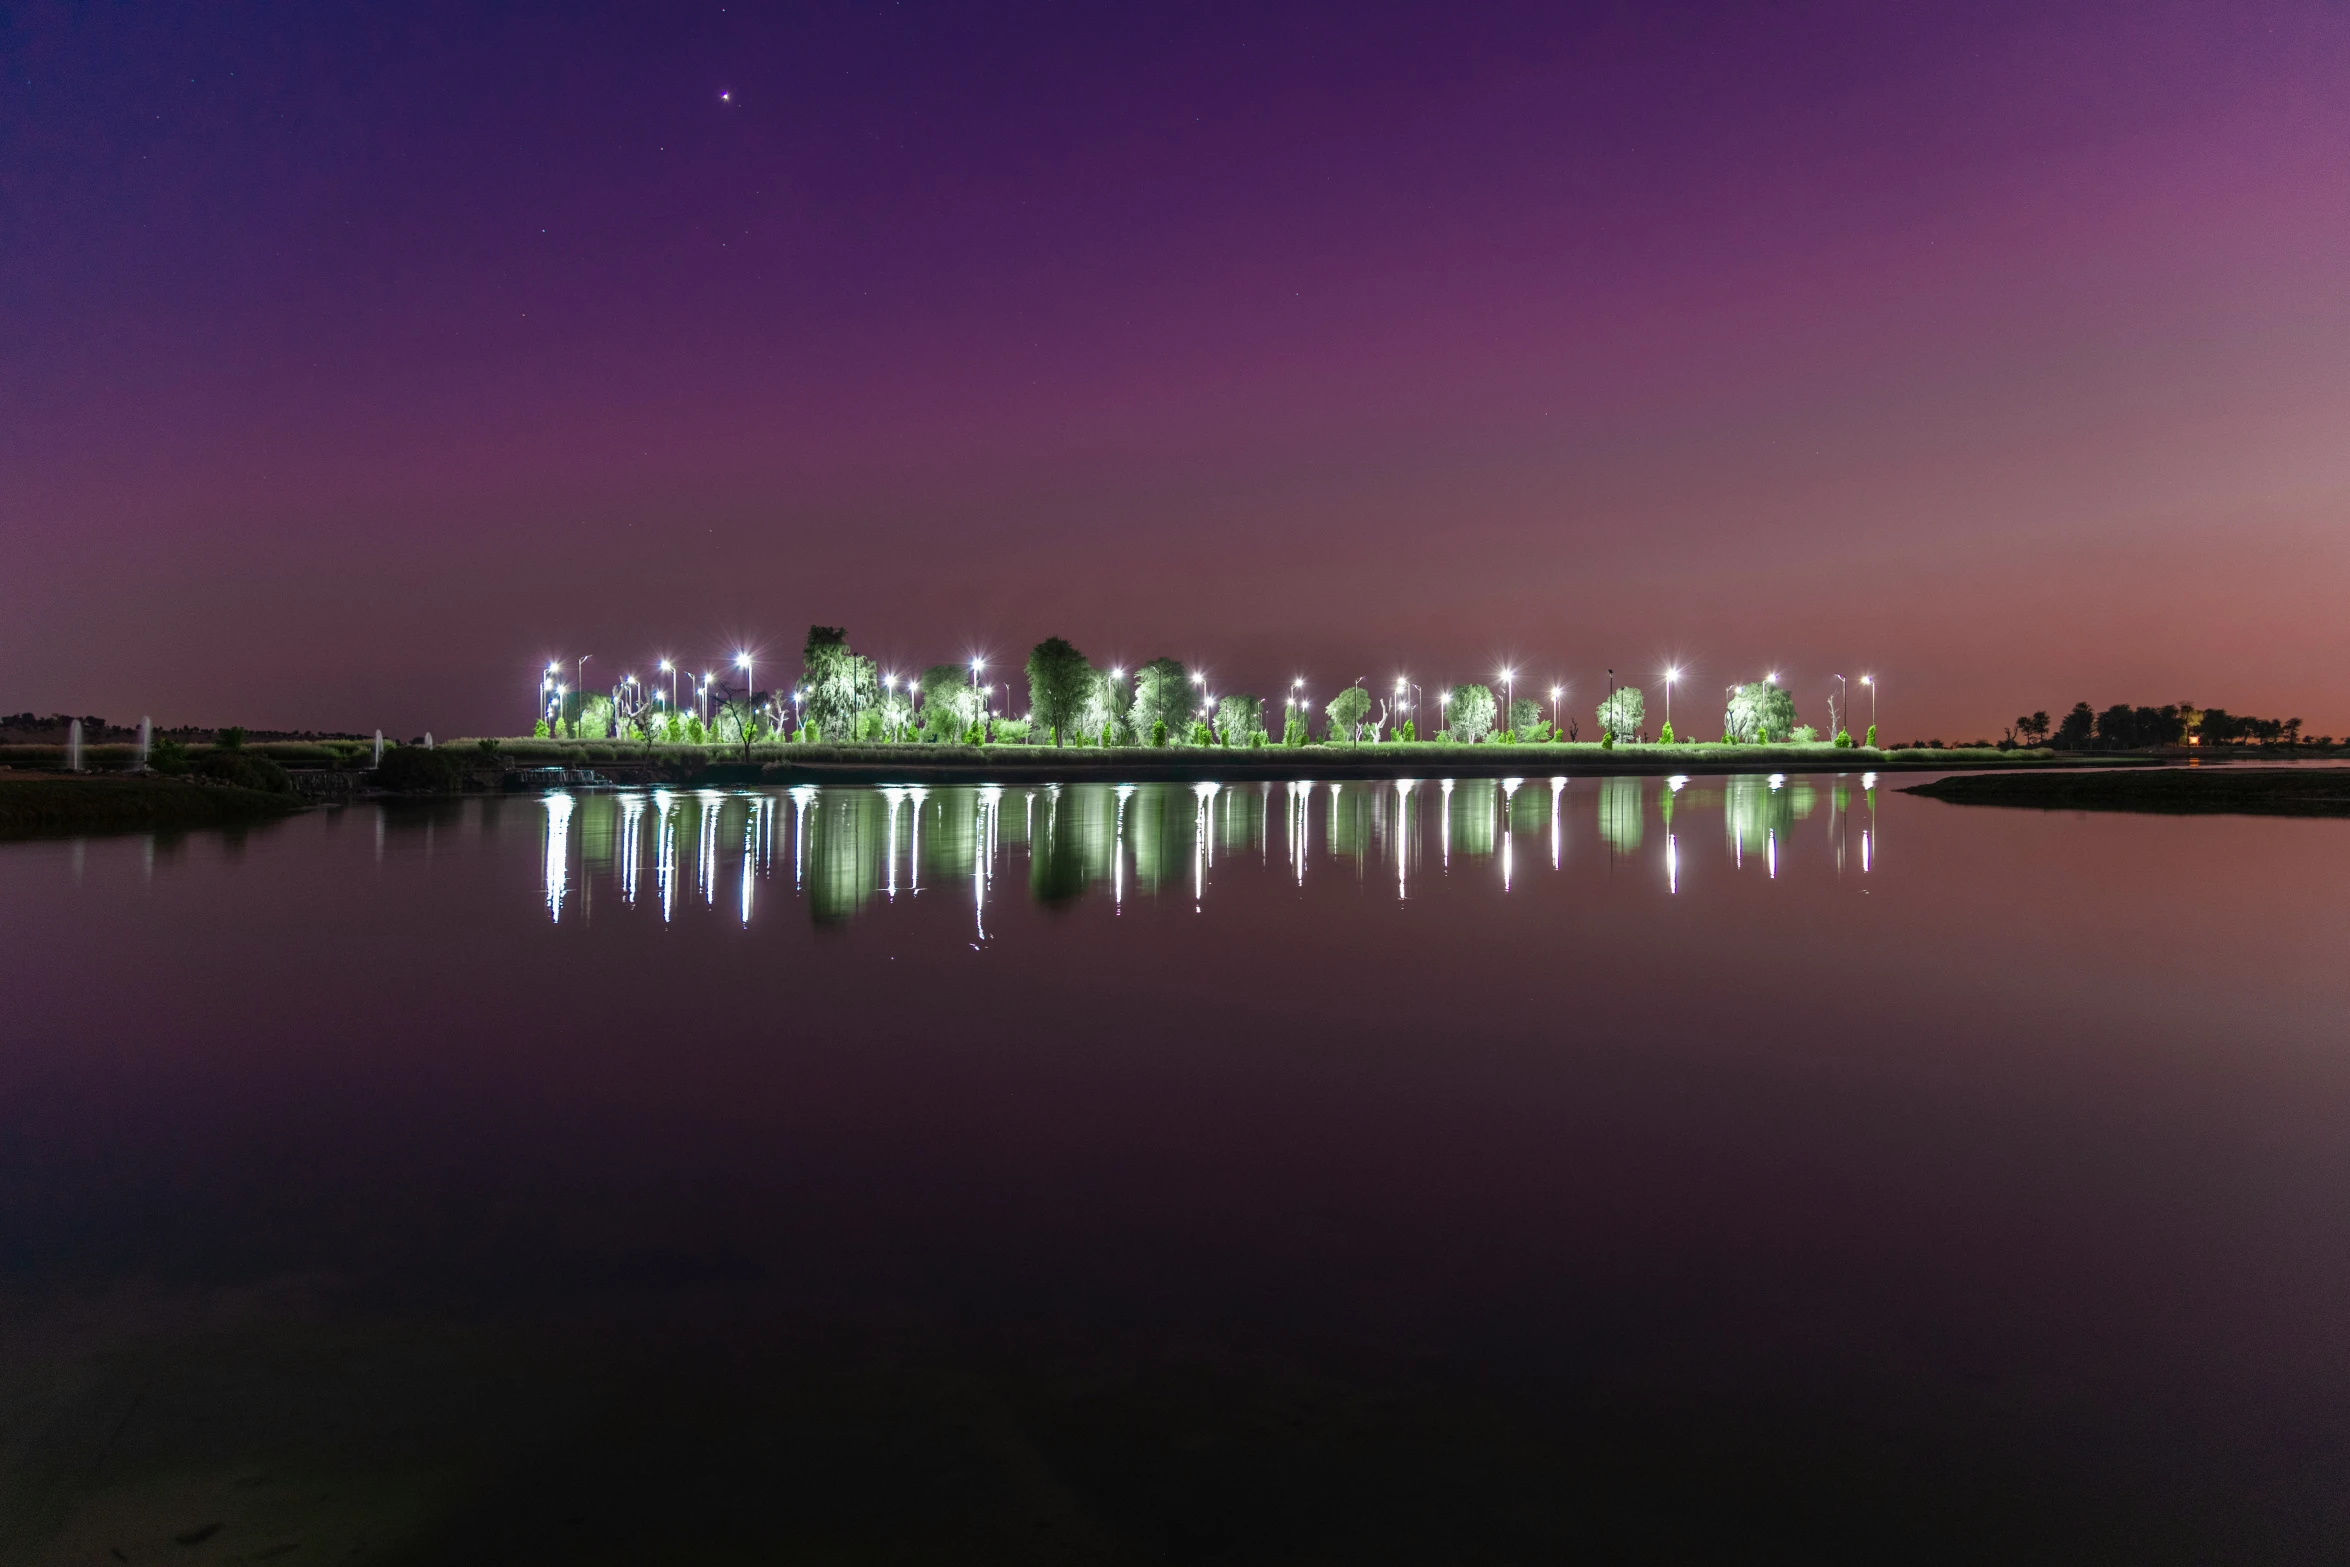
1445, 684, 1496, 744
920, 664, 978, 739
1596, 685, 1645, 741
1326, 685, 1372, 743
1128, 658, 1191, 743
1083, 666, 1132, 744
1215, 693, 1264, 747
1724, 681, 1797, 743
800, 626, 878, 740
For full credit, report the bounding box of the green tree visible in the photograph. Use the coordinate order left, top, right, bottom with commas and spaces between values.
1084, 666, 1131, 744
1128, 658, 1192, 743
1283, 703, 1308, 746
801, 627, 877, 740
1215, 693, 1264, 747
918, 664, 978, 740
562, 693, 613, 740
1508, 697, 1543, 738
2054, 702, 2094, 749
713, 699, 767, 748
1326, 685, 1373, 743
1026, 636, 1092, 744
1596, 685, 1645, 741
1446, 684, 1496, 744
1724, 681, 1796, 743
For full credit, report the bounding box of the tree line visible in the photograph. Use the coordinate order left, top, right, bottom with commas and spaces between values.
2010, 703, 2321, 751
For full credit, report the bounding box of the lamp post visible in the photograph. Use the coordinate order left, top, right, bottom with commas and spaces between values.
970, 658, 985, 733
1831, 673, 1847, 742
1664, 667, 1678, 737
701, 673, 713, 728
882, 673, 897, 740
1861, 675, 1875, 746
735, 652, 755, 744
659, 658, 677, 712
1439, 688, 1451, 738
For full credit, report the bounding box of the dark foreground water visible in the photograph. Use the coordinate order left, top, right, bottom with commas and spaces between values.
3, 774, 2346, 1563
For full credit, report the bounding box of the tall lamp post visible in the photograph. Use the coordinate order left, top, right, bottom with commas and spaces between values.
1498, 667, 1515, 737
1664, 667, 1678, 737
1861, 675, 1875, 746
1830, 673, 1847, 742
659, 658, 678, 712
1549, 685, 1562, 739
735, 652, 755, 745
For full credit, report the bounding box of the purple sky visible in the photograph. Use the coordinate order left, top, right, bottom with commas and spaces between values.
6, 2, 2347, 738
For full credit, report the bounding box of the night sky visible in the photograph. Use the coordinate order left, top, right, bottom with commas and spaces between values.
7, 3, 2347, 739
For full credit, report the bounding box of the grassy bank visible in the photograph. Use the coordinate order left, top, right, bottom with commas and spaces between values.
0, 777, 308, 839
1903, 767, 2350, 817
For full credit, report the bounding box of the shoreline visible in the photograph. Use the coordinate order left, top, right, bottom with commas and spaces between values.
0, 775, 308, 840
1902, 767, 2350, 817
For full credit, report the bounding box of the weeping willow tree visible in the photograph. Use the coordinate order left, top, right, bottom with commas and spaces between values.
801, 626, 879, 740
1725, 681, 1798, 743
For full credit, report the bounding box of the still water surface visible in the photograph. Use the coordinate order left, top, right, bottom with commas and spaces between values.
4, 775, 2346, 1562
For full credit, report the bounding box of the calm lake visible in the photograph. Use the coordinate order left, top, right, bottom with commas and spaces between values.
4, 774, 2346, 1563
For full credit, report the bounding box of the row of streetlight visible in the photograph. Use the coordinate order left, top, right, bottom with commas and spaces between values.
537, 651, 1877, 742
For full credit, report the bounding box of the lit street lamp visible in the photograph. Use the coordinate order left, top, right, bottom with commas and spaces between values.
1498, 667, 1515, 737
659, 657, 677, 712
735, 652, 755, 745
1664, 667, 1678, 736
1861, 675, 1876, 745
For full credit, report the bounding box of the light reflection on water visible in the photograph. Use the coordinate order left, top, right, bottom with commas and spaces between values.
526, 773, 1880, 932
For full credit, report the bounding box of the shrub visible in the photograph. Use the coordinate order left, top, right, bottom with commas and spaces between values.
1658, 720, 1675, 744
1283, 709, 1307, 746
532, 718, 551, 739
1396, 719, 1415, 742
1600, 731, 1615, 751
1866, 724, 1877, 748
993, 717, 1031, 743
197, 747, 292, 793
1188, 719, 1213, 745
374, 746, 468, 792
475, 737, 500, 755
148, 736, 190, 775
1791, 726, 1818, 743
1151, 719, 1169, 747
217, 726, 249, 751
1834, 729, 1852, 747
